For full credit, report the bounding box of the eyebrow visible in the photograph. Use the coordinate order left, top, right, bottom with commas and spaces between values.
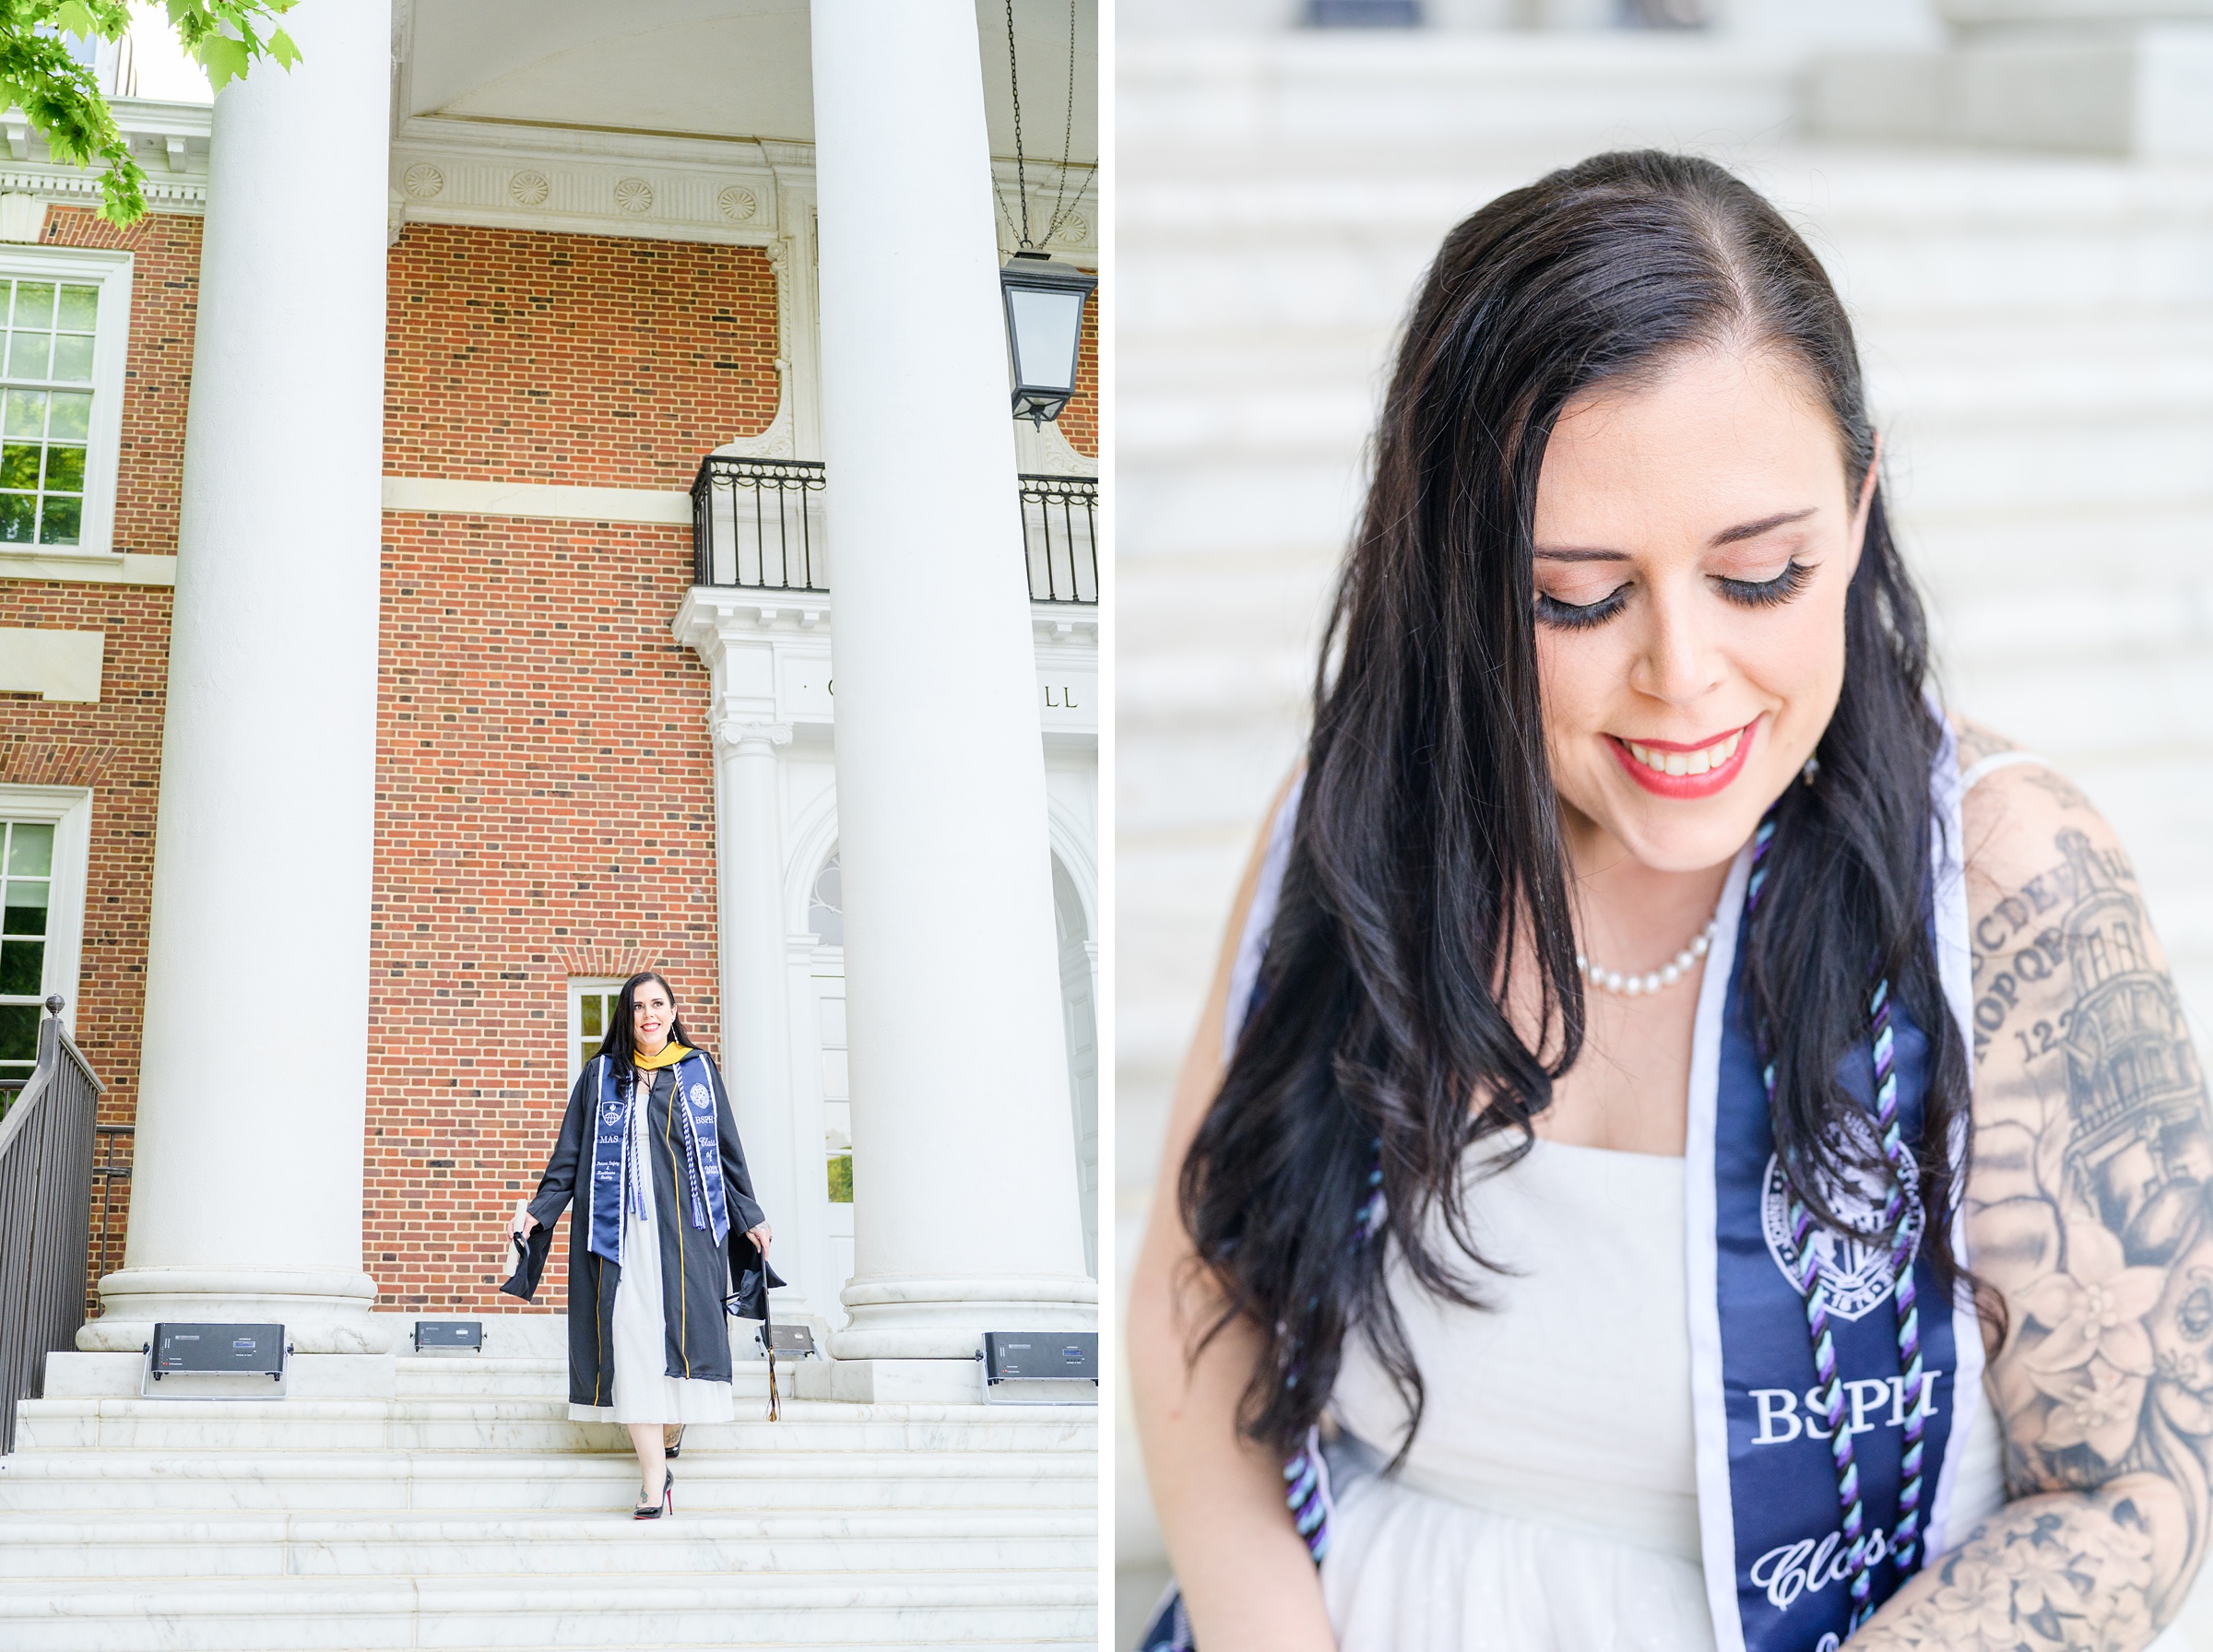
1709, 508, 1817, 547
1533, 507, 1820, 562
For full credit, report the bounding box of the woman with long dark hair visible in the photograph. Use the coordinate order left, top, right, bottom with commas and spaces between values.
1130, 151, 2211, 1652
504, 970, 775, 1518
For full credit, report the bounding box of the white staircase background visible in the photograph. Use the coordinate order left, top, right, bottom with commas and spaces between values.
0, 1343, 1095, 1649
1117, 23, 2213, 1644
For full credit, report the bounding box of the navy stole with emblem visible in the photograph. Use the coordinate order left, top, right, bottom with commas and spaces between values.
586, 1052, 732, 1268
1686, 822, 1986, 1652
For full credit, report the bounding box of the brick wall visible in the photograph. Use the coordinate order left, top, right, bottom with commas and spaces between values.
385, 224, 779, 490
40, 206, 201, 555
368, 511, 721, 1316
2, 208, 198, 1290
1059, 278, 1098, 459
0, 584, 169, 1148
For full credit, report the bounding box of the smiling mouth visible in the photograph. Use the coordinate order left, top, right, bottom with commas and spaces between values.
1606, 718, 1759, 798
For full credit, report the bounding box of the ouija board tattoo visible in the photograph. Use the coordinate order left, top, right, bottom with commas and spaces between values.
1854, 748, 2213, 1651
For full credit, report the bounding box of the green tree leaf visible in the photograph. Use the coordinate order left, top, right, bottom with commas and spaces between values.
197, 30, 245, 92
0, 0, 302, 226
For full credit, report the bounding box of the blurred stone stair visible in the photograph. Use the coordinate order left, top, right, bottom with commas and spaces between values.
0, 1350, 1096, 1650
1118, 25, 2213, 1634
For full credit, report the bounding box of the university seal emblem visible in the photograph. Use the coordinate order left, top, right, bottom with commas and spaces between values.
599, 1102, 623, 1127
1757, 1136, 1922, 1323
688, 1082, 712, 1114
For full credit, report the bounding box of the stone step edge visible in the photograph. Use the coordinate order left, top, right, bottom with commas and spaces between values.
0, 1510, 1095, 1539
0, 1572, 1098, 1615
13, 1406, 1093, 1423
0, 1452, 1093, 1477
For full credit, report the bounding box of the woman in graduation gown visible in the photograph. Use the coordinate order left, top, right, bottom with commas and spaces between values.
504, 970, 775, 1518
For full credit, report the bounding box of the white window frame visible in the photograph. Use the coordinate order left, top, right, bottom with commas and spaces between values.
566, 976, 625, 1082
0, 784, 92, 1037
0, 246, 133, 561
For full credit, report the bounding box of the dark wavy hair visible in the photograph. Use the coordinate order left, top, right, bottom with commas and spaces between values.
594, 970, 696, 1078
1178, 150, 1981, 1465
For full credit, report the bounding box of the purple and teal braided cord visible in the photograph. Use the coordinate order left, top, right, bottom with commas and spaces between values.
1871, 977, 1928, 1574
1748, 814, 1930, 1630
1280, 1140, 1383, 1561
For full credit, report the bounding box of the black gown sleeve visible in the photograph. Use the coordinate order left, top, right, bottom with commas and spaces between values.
526, 1063, 595, 1230
503, 1065, 594, 1304
704, 1052, 769, 1233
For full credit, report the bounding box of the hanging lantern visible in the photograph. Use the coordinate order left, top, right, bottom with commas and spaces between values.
1000, 250, 1096, 426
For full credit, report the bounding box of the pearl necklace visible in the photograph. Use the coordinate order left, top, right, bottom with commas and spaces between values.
1575, 910, 1721, 997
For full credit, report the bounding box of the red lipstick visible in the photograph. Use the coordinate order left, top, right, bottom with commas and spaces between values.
1606, 717, 1759, 801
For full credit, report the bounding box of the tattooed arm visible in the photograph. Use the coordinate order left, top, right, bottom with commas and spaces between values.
1857, 728, 2212, 1649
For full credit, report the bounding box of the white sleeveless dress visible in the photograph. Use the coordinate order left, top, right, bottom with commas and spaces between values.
1319, 1136, 2007, 1649
1233, 754, 2196, 1649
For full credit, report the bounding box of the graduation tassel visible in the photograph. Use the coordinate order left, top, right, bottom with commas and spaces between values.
766, 1340, 781, 1422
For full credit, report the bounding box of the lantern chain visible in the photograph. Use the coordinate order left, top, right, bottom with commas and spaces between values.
1005, 0, 1033, 249
1000, 0, 1094, 254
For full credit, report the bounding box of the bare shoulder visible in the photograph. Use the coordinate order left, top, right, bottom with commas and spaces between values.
1953, 716, 2109, 922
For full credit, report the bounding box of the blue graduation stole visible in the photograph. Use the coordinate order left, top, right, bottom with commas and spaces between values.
586, 1051, 732, 1268
1686, 738, 1986, 1652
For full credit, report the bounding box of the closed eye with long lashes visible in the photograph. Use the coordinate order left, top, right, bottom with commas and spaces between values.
1534, 583, 1631, 629
1533, 558, 1815, 629
1712, 557, 1813, 608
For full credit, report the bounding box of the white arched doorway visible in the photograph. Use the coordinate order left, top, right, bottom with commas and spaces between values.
798, 839, 1098, 1288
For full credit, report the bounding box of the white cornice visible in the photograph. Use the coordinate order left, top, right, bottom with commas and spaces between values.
0, 99, 211, 215
390, 115, 787, 246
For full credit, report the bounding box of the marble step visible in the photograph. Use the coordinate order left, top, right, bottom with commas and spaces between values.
1118, 32, 1797, 152
0, 1506, 1095, 1580
10, 1397, 1095, 1457
0, 1572, 1096, 1651
47, 1352, 787, 1403
0, 1447, 1092, 1514
1118, 229, 2213, 336
394, 1363, 632, 1399
391, 1355, 777, 1399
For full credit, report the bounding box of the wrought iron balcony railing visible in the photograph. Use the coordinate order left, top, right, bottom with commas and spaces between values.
692, 456, 828, 594
1018, 474, 1097, 606
690, 456, 1097, 607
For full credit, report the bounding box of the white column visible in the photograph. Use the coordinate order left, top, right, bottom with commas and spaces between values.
712, 713, 822, 1321
809, 0, 1094, 1391
84, 0, 392, 1355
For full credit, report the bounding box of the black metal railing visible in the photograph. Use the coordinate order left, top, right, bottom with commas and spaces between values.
1018, 474, 1098, 605
692, 456, 829, 593
0, 997, 103, 1454
689, 457, 1099, 608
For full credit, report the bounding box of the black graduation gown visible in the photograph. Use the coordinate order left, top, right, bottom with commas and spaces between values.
503, 1050, 769, 1408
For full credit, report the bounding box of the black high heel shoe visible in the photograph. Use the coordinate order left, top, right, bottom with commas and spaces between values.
663, 1425, 684, 1460
633, 1468, 673, 1520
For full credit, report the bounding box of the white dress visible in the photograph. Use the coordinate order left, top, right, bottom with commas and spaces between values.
564, 1103, 736, 1428
1320, 1135, 2009, 1651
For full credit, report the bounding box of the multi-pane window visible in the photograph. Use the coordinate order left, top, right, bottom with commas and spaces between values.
569, 978, 624, 1080
0, 280, 96, 547
0, 820, 54, 1088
